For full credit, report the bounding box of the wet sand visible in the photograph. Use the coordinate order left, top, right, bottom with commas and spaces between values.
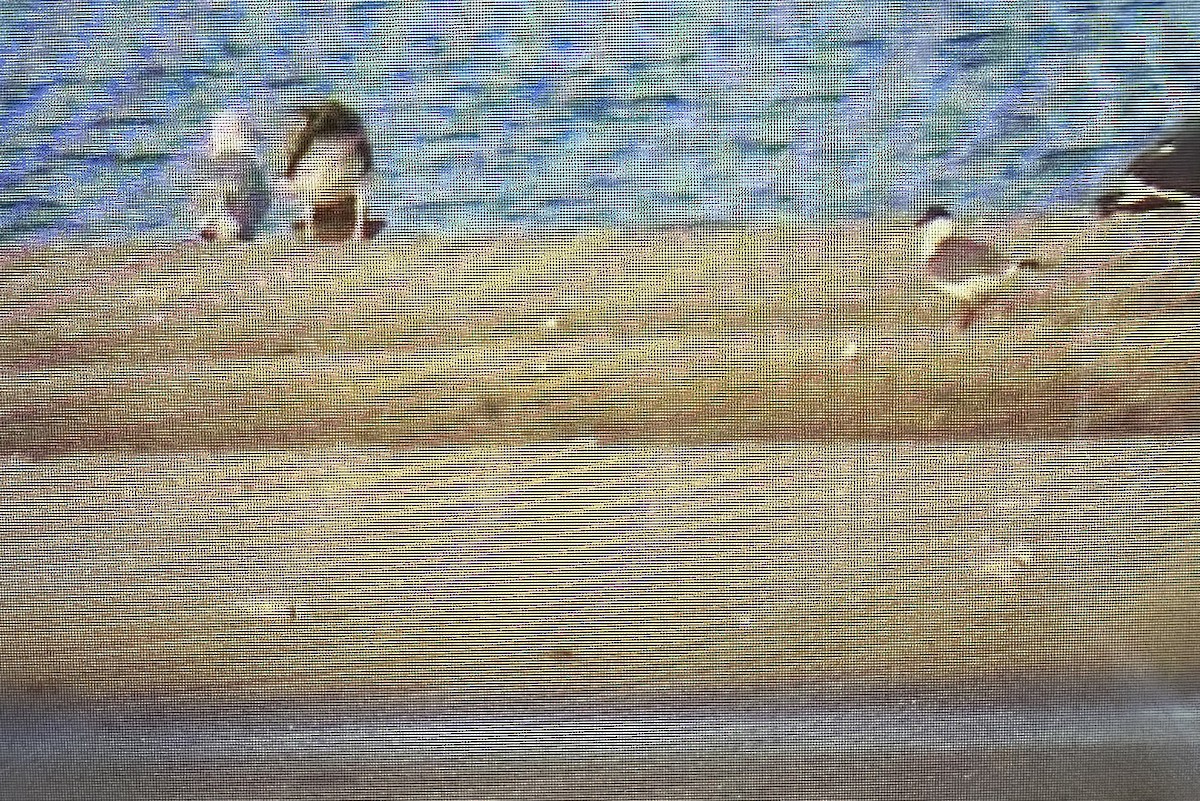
6, 692, 1200, 800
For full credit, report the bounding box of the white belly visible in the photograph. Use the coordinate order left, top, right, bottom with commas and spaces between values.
931, 265, 1018, 301
286, 139, 366, 205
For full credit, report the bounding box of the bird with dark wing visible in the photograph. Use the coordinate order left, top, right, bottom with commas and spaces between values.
280, 99, 375, 241
1097, 117, 1200, 216
917, 205, 1041, 329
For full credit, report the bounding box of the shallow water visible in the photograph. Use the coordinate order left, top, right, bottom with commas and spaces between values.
5, 695, 1200, 800
1, 0, 1199, 243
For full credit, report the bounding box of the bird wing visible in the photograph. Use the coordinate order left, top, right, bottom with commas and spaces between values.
191, 151, 270, 232
926, 237, 1006, 283
284, 118, 319, 179
228, 161, 271, 229
353, 134, 373, 176
285, 102, 372, 179
1128, 119, 1200, 195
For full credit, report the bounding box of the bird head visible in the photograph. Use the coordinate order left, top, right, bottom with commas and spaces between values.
917, 205, 954, 261
916, 205, 951, 227
289, 99, 363, 137
207, 110, 253, 156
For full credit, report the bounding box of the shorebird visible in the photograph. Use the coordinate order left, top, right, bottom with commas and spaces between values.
280, 99, 374, 241
189, 110, 270, 242
1097, 117, 1200, 216
917, 205, 1040, 329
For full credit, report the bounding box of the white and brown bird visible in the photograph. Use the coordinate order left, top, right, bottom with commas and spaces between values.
917, 205, 1040, 329
1097, 117, 1200, 216
280, 99, 375, 241
189, 110, 271, 242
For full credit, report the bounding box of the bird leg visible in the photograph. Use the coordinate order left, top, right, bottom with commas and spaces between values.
304, 203, 316, 241
955, 303, 982, 330
354, 187, 367, 241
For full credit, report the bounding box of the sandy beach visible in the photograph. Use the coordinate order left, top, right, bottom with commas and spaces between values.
2, 208, 1199, 698
6, 0, 1200, 793
3, 433, 1199, 799
2, 211, 1199, 797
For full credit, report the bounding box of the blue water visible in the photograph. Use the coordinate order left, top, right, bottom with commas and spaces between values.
1, 0, 1199, 243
